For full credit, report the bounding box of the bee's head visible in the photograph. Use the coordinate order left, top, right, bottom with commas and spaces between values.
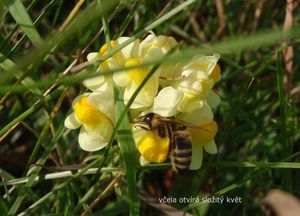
133, 113, 155, 131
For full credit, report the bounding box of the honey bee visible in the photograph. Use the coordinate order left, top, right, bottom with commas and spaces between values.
133, 112, 198, 176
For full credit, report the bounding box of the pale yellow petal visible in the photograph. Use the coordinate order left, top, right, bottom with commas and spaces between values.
140, 33, 177, 56
124, 81, 157, 109
125, 58, 149, 85
178, 93, 204, 113
143, 47, 163, 62
82, 75, 106, 91
113, 72, 131, 87
117, 37, 139, 60
178, 103, 214, 125
64, 112, 81, 129
206, 91, 221, 108
177, 77, 214, 97
153, 86, 183, 117
182, 54, 220, 77
209, 64, 221, 83
203, 140, 218, 154
84, 119, 114, 142
139, 33, 156, 57
159, 61, 183, 82
99, 41, 124, 69
87, 52, 100, 63
78, 127, 108, 151
74, 95, 114, 143
156, 35, 177, 54
189, 144, 203, 170
190, 121, 218, 146
87, 82, 115, 123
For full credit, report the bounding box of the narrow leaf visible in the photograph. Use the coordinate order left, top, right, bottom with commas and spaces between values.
114, 86, 139, 216
0, 53, 42, 97
5, 0, 43, 46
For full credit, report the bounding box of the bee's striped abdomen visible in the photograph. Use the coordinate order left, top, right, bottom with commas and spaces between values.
171, 135, 192, 176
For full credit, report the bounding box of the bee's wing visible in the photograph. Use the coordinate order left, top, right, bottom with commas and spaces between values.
158, 116, 212, 133
157, 116, 198, 128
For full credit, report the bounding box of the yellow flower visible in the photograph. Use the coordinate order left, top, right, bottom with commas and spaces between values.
141, 33, 182, 81
64, 83, 114, 151
121, 57, 160, 109
139, 33, 177, 56
82, 40, 125, 91
133, 127, 169, 163
112, 35, 166, 109
175, 54, 221, 112
133, 103, 218, 170
84, 34, 179, 110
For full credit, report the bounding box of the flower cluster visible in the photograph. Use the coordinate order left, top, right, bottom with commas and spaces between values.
65, 33, 221, 171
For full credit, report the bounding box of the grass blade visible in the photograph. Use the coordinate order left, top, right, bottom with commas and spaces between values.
0, 88, 62, 137
4, 0, 43, 46
276, 50, 291, 191
114, 86, 139, 216
0, 53, 42, 97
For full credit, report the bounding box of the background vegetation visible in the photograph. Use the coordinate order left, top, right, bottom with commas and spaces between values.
0, 0, 299, 215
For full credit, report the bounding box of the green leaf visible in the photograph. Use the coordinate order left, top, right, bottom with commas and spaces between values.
5, 0, 43, 46
276, 50, 291, 190
0, 53, 42, 97
114, 86, 139, 216
0, 196, 9, 216
0, 88, 62, 143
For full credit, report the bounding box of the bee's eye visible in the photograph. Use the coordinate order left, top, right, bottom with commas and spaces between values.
145, 116, 151, 122
144, 113, 154, 123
